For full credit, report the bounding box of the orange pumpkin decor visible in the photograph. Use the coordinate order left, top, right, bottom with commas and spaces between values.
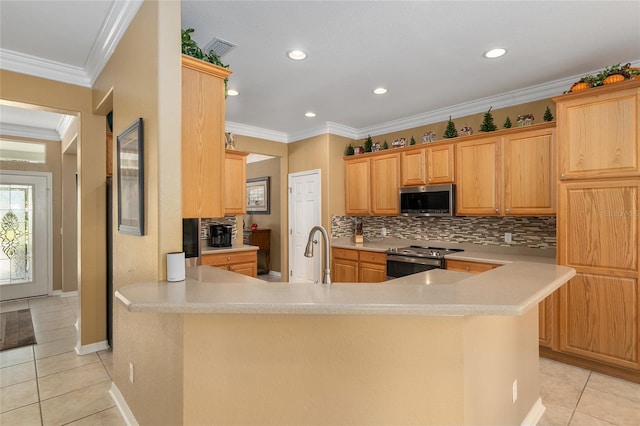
603, 74, 626, 85
570, 81, 590, 92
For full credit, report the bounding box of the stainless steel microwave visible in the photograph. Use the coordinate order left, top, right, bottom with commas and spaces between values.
399, 184, 456, 217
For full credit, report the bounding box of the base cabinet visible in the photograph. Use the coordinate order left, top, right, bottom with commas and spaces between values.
331, 248, 386, 283
202, 251, 258, 278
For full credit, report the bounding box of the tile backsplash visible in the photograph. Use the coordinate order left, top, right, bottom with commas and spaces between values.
201, 217, 238, 240
331, 215, 556, 249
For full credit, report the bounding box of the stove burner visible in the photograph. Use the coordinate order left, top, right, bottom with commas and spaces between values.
386, 245, 464, 259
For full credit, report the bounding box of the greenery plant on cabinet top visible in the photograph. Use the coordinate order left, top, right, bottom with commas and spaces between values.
182, 28, 230, 96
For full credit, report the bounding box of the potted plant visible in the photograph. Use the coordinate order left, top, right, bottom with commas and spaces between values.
182, 28, 230, 96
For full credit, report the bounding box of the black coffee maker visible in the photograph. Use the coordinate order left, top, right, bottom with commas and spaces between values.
209, 224, 232, 247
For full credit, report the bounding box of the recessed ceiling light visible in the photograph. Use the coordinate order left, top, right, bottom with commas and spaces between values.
305, 112, 316, 118
227, 89, 239, 96
372, 87, 388, 95
287, 50, 307, 61
483, 48, 507, 59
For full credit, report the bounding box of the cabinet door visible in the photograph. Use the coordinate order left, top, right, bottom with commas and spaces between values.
332, 258, 358, 282
344, 157, 371, 215
359, 262, 386, 283
503, 128, 555, 215
428, 143, 455, 184
401, 148, 427, 186
456, 138, 500, 215
559, 273, 639, 370
230, 262, 257, 278
181, 56, 230, 219
370, 153, 400, 215
556, 83, 640, 180
225, 151, 247, 215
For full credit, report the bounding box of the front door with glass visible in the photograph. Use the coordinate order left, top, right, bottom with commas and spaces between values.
0, 172, 50, 301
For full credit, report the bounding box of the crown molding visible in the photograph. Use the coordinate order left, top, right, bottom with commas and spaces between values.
225, 121, 288, 143
0, 123, 61, 141
56, 115, 75, 140
0, 48, 91, 87
287, 122, 358, 143
85, 0, 144, 85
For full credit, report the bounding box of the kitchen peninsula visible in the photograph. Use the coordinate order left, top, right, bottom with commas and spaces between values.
116, 262, 574, 425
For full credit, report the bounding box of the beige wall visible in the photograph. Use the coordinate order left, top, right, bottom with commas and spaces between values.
91, 0, 183, 423
0, 137, 63, 292
0, 77, 104, 340
246, 157, 282, 273
182, 310, 539, 425
235, 135, 289, 276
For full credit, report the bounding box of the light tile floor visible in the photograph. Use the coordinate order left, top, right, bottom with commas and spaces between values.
1, 296, 124, 426
2, 295, 639, 425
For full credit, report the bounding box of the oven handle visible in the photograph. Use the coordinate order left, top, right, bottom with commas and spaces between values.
386, 254, 442, 267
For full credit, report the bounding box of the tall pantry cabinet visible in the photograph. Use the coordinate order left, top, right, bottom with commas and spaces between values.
181, 55, 232, 219
552, 79, 640, 381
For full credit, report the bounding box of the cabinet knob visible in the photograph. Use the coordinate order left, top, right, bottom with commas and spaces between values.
465, 266, 470, 271
227, 256, 231, 261
428, 178, 432, 183
495, 208, 499, 213
560, 172, 566, 179
505, 208, 510, 213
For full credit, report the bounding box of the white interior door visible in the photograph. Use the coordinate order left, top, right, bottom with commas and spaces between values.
0, 171, 51, 301
288, 169, 321, 283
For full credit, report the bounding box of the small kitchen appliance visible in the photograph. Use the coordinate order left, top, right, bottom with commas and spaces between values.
386, 245, 464, 279
209, 224, 232, 247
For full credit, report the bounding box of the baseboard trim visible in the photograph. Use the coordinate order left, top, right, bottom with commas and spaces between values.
60, 290, 78, 298
109, 382, 139, 426
521, 397, 545, 426
269, 270, 281, 277
75, 340, 109, 355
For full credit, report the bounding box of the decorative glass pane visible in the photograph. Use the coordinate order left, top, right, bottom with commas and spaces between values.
0, 184, 33, 285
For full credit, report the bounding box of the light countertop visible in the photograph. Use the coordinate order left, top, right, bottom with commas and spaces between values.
116, 262, 574, 317
331, 237, 556, 265
200, 244, 258, 255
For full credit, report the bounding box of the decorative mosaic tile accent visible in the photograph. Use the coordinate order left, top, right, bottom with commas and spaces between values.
331, 215, 556, 249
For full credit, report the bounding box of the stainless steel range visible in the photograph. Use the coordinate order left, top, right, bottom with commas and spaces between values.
386, 246, 464, 279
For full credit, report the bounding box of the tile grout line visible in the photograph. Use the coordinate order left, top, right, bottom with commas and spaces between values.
567, 370, 592, 426
32, 345, 44, 426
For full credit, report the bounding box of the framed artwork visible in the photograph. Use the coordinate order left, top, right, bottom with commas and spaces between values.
246, 176, 270, 214
117, 118, 144, 235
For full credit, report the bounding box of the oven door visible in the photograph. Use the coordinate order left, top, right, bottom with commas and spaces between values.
386, 254, 443, 279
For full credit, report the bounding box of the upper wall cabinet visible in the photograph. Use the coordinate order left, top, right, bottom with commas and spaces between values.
344, 152, 400, 216
554, 79, 640, 181
224, 150, 248, 215
181, 55, 232, 219
456, 123, 556, 216
400, 143, 455, 186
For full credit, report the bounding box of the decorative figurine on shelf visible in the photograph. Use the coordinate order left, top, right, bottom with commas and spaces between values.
354, 146, 364, 155
372, 142, 381, 152
480, 107, 497, 132
225, 132, 236, 150
543, 106, 554, 122
392, 137, 407, 148
517, 114, 535, 127
459, 125, 473, 136
422, 131, 436, 143
345, 143, 355, 156
504, 116, 512, 128
443, 116, 458, 139
409, 136, 417, 145
383, 140, 389, 150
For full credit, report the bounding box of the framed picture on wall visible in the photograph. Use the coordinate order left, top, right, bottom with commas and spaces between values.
246, 176, 270, 214
117, 117, 144, 235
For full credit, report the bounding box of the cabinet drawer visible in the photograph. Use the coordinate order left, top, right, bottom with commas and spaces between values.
332, 248, 359, 261
202, 251, 257, 266
358, 250, 386, 265
446, 259, 500, 274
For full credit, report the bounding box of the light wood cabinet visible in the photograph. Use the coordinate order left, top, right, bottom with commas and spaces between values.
344, 152, 400, 216
344, 157, 370, 215
456, 137, 501, 216
502, 127, 555, 215
181, 55, 232, 219
456, 124, 556, 216
331, 247, 386, 283
554, 80, 640, 181
106, 132, 113, 177
557, 180, 639, 371
201, 250, 258, 278
401, 143, 455, 186
445, 259, 500, 273
224, 150, 248, 215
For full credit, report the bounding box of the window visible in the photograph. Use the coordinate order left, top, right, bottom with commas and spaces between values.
0, 140, 46, 163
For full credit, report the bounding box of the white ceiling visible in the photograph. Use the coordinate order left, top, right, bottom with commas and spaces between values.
1, 1, 639, 143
